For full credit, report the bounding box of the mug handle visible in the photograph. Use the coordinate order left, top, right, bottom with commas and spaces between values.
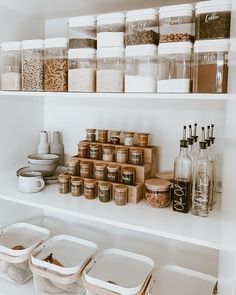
36, 178, 45, 191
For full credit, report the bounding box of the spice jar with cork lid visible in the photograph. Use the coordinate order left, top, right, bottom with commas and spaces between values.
124, 132, 135, 146
84, 179, 97, 200
94, 163, 107, 181
115, 147, 129, 164
110, 130, 121, 144
80, 161, 92, 178
129, 148, 144, 165
71, 177, 83, 197
67, 157, 79, 176
98, 182, 112, 202
78, 142, 89, 158
86, 128, 96, 142
89, 144, 102, 160
98, 129, 108, 143
137, 133, 149, 148
121, 167, 136, 186
114, 184, 128, 206
102, 146, 114, 162
107, 164, 120, 183
58, 174, 71, 194
145, 179, 171, 208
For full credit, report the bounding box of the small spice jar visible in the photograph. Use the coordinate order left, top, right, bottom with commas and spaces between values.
102, 146, 114, 162
98, 129, 108, 143
98, 182, 112, 202
80, 161, 92, 178
110, 130, 121, 144
58, 174, 71, 194
89, 144, 102, 160
145, 179, 171, 208
114, 184, 128, 206
78, 142, 89, 158
107, 164, 120, 183
115, 147, 129, 163
67, 158, 79, 176
124, 132, 135, 146
129, 148, 144, 165
86, 128, 96, 142
121, 167, 136, 185
94, 163, 107, 181
84, 179, 97, 200
71, 177, 83, 197
137, 133, 149, 148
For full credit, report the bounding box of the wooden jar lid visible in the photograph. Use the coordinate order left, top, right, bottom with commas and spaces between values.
145, 179, 171, 191
58, 174, 71, 182
114, 184, 128, 192
84, 179, 97, 187
155, 172, 174, 182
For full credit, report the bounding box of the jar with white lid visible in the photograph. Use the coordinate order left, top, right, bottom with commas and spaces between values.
159, 4, 194, 43
195, 0, 231, 40
97, 12, 125, 48
193, 39, 229, 93
157, 42, 192, 93
1, 41, 21, 90
44, 38, 68, 92
125, 45, 158, 93
69, 15, 97, 49
68, 48, 96, 92
22, 39, 44, 91
97, 47, 124, 93
126, 8, 159, 46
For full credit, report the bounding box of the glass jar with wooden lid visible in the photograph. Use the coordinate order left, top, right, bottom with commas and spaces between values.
80, 161, 92, 178
102, 146, 114, 162
121, 167, 136, 185
94, 162, 107, 181
86, 128, 96, 142
110, 130, 121, 145
124, 131, 135, 146
71, 176, 83, 197
89, 144, 102, 160
78, 142, 89, 158
98, 182, 112, 202
129, 148, 144, 165
137, 133, 149, 147
115, 146, 129, 163
114, 184, 128, 206
98, 129, 108, 143
107, 164, 120, 183
67, 157, 79, 176
58, 174, 71, 194
84, 179, 97, 200
145, 178, 171, 208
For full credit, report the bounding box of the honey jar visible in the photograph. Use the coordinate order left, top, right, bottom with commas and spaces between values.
84, 179, 97, 200
114, 184, 128, 206
129, 148, 144, 165
121, 167, 135, 185
94, 162, 107, 181
98, 129, 108, 143
98, 182, 112, 202
145, 178, 171, 208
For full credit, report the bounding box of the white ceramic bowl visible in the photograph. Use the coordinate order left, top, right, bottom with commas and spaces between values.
28, 162, 57, 177
27, 154, 59, 165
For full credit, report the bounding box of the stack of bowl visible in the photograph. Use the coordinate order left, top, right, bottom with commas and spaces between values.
27, 154, 59, 177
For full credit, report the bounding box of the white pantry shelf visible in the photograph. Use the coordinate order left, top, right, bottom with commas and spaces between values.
0, 279, 35, 295
0, 173, 221, 250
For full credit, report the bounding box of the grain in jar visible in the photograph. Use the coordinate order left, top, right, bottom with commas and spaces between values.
110, 130, 121, 144
121, 167, 136, 185
137, 133, 149, 147
86, 128, 96, 142
98, 182, 112, 202
115, 147, 129, 164
129, 148, 144, 165
102, 146, 114, 162
145, 179, 171, 208
94, 163, 107, 181
58, 174, 71, 194
1, 42, 21, 90
71, 177, 83, 196
124, 132, 135, 146
114, 184, 128, 206
67, 157, 79, 176
80, 161, 92, 178
44, 38, 68, 92
107, 164, 120, 183
84, 179, 97, 200
98, 129, 108, 143
78, 142, 89, 158
89, 144, 101, 160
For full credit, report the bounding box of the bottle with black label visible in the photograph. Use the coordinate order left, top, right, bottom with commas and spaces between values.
173, 126, 192, 213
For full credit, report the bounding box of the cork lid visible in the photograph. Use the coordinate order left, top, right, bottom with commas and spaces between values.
110, 130, 121, 135
107, 164, 120, 171
95, 163, 107, 169
58, 174, 71, 183
84, 179, 97, 187
114, 184, 128, 192
130, 147, 143, 154
116, 146, 129, 152
99, 182, 111, 189
71, 177, 83, 184
86, 128, 96, 132
103, 146, 114, 151
124, 131, 135, 137
145, 179, 171, 191
67, 157, 79, 164
155, 172, 174, 182
122, 167, 135, 174
98, 129, 108, 133
90, 144, 100, 148
80, 160, 91, 166
137, 132, 149, 137
78, 142, 89, 147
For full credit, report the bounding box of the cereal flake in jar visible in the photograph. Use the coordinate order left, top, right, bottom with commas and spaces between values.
137, 133, 149, 148
98, 182, 112, 202
145, 178, 171, 208
84, 179, 97, 200
121, 167, 136, 186
114, 184, 128, 206
71, 176, 83, 197
80, 161, 92, 178
86, 128, 96, 142
58, 174, 71, 194
124, 132, 135, 146
107, 164, 120, 183
129, 148, 144, 165
115, 147, 129, 164
102, 146, 114, 162
94, 163, 107, 181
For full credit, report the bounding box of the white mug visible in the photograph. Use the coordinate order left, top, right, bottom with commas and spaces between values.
18, 171, 45, 193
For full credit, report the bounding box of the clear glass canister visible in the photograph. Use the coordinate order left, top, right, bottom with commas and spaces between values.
1, 41, 21, 90
126, 8, 159, 46
125, 45, 158, 93
94, 163, 107, 181
68, 15, 97, 49
22, 39, 44, 91
68, 48, 96, 92
195, 0, 231, 40
159, 4, 194, 43
110, 130, 121, 144
137, 133, 149, 147
98, 182, 112, 202
114, 184, 128, 206
86, 128, 96, 142
193, 39, 229, 93
107, 164, 120, 183
71, 176, 83, 197
145, 179, 171, 208
84, 179, 97, 200
102, 146, 114, 162
97, 47, 124, 93
44, 38, 68, 92
97, 12, 125, 48
157, 42, 192, 93
98, 129, 108, 143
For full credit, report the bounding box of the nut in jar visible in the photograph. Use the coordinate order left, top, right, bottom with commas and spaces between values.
145, 178, 171, 208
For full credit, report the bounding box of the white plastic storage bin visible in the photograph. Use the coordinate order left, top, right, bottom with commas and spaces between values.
30, 235, 97, 294
83, 248, 155, 295
0, 223, 49, 284
145, 265, 217, 295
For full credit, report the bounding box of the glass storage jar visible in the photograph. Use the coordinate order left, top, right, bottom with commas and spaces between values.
89, 144, 101, 160
84, 179, 97, 200
68, 48, 96, 92
110, 130, 121, 144
68, 15, 97, 49
1, 41, 21, 91
97, 47, 124, 93
137, 133, 149, 147
129, 148, 144, 165
102, 146, 114, 162
115, 147, 129, 163
97, 12, 125, 48
107, 164, 120, 183
98, 182, 112, 202
94, 163, 107, 181
44, 38, 68, 92
58, 174, 71, 194
78, 142, 89, 158
145, 179, 171, 208
193, 39, 229, 93
71, 176, 83, 196
22, 39, 44, 91
80, 161, 92, 178
195, 0, 231, 40
157, 42, 192, 93
125, 45, 158, 93
98, 129, 108, 143
121, 167, 136, 185
159, 4, 194, 43
126, 8, 159, 46
67, 158, 79, 176
86, 128, 96, 142
114, 184, 128, 206
124, 131, 135, 146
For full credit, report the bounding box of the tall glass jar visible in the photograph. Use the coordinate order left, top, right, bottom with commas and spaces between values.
126, 8, 159, 46
68, 16, 97, 49
1, 41, 21, 90
159, 4, 194, 43
97, 12, 125, 48
97, 47, 124, 92
193, 39, 229, 93
157, 42, 192, 93
68, 48, 96, 92
44, 38, 68, 92
125, 45, 158, 93
22, 39, 44, 91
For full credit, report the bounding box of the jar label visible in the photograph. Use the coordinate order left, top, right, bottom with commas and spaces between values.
205, 12, 219, 24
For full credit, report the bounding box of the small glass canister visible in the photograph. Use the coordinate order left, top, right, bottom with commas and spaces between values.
110, 130, 121, 144
124, 132, 135, 146
86, 128, 96, 142
98, 129, 108, 143
102, 146, 114, 162
107, 164, 120, 183
115, 147, 129, 164
94, 163, 107, 181
80, 161, 92, 178
137, 133, 149, 148
89, 144, 102, 160
121, 167, 136, 185
114, 184, 128, 206
145, 178, 171, 208
67, 158, 79, 176
58, 174, 71, 194
98, 182, 112, 202
84, 179, 97, 200
129, 148, 144, 165
71, 177, 83, 197
78, 142, 89, 158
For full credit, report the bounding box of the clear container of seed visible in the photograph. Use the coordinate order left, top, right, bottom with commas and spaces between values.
114, 184, 128, 206
71, 176, 83, 197
97, 129, 108, 143
94, 163, 107, 181
97, 47, 124, 93
107, 164, 120, 183
58, 174, 71, 194
69, 15, 97, 49
1, 41, 22, 91
126, 8, 159, 47
125, 45, 158, 93
159, 4, 194, 43
115, 147, 129, 164
84, 179, 97, 200
102, 146, 114, 162
22, 39, 44, 91
80, 161, 92, 178
86, 128, 96, 142
98, 182, 112, 202
68, 48, 96, 92
97, 12, 125, 48
44, 38, 68, 92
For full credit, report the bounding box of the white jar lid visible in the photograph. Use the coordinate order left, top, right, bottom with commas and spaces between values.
196, 0, 231, 14
22, 39, 44, 49
194, 39, 229, 52
68, 48, 96, 59
158, 42, 192, 55
97, 47, 124, 58
69, 15, 96, 27
126, 8, 158, 22
125, 45, 158, 57
159, 4, 194, 18
45, 37, 68, 48
1, 41, 21, 51
97, 12, 125, 25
